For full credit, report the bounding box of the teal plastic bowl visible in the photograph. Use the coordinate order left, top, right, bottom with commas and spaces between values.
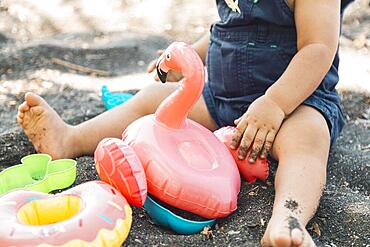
101, 85, 133, 110
143, 196, 216, 235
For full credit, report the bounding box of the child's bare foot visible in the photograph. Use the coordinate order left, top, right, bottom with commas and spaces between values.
17, 92, 78, 159
261, 216, 316, 247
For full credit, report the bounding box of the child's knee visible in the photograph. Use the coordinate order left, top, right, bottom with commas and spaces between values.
272, 106, 330, 159
297, 117, 330, 148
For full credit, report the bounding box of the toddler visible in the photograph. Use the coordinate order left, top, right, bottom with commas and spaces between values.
18, 0, 352, 246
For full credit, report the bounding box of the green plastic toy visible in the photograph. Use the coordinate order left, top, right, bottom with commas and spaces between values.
0, 154, 77, 195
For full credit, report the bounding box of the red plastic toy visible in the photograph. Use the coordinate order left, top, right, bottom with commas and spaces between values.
214, 126, 269, 183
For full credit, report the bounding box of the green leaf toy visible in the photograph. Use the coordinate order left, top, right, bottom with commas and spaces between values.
0, 154, 77, 195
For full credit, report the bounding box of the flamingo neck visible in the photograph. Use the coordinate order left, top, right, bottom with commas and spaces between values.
155, 51, 205, 129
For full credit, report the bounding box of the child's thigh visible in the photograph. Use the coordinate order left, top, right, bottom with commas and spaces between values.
136, 82, 218, 131
271, 105, 331, 162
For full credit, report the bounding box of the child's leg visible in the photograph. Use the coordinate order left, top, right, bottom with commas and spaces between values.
17, 83, 217, 159
261, 105, 330, 247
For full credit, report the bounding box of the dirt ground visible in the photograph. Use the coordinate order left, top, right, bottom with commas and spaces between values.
0, 0, 369, 246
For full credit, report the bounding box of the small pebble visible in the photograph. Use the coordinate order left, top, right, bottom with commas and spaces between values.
227, 230, 240, 235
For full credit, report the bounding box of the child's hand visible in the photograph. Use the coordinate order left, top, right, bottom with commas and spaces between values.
230, 95, 285, 163
147, 50, 183, 82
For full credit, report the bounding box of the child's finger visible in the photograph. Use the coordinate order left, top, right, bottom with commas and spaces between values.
260, 130, 275, 159
237, 124, 257, 160
230, 118, 247, 149
248, 128, 267, 163
234, 116, 242, 125
147, 50, 164, 73
148, 50, 176, 81
147, 60, 157, 73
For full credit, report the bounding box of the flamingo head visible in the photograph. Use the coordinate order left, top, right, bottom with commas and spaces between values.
156, 42, 189, 83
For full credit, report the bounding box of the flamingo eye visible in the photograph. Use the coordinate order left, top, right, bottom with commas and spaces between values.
165, 53, 171, 61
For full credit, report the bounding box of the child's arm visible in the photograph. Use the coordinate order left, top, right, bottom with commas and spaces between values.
231, 0, 340, 162
191, 32, 211, 64
265, 0, 340, 115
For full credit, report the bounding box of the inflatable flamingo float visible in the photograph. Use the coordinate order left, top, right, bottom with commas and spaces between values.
96, 42, 241, 220
96, 42, 269, 225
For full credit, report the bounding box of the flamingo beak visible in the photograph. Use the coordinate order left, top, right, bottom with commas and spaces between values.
156, 57, 168, 83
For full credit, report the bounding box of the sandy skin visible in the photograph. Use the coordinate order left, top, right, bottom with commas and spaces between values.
17, 92, 76, 159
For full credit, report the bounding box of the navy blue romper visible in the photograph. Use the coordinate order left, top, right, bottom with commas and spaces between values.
203, 0, 351, 145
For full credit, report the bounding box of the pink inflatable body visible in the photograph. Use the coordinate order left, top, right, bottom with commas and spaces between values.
123, 116, 240, 218
97, 42, 241, 219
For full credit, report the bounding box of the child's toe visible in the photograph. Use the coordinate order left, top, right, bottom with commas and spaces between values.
25, 92, 46, 107
298, 229, 316, 247
18, 101, 29, 113
291, 228, 304, 245
270, 229, 292, 247
17, 116, 23, 124
18, 111, 24, 119
260, 234, 271, 247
